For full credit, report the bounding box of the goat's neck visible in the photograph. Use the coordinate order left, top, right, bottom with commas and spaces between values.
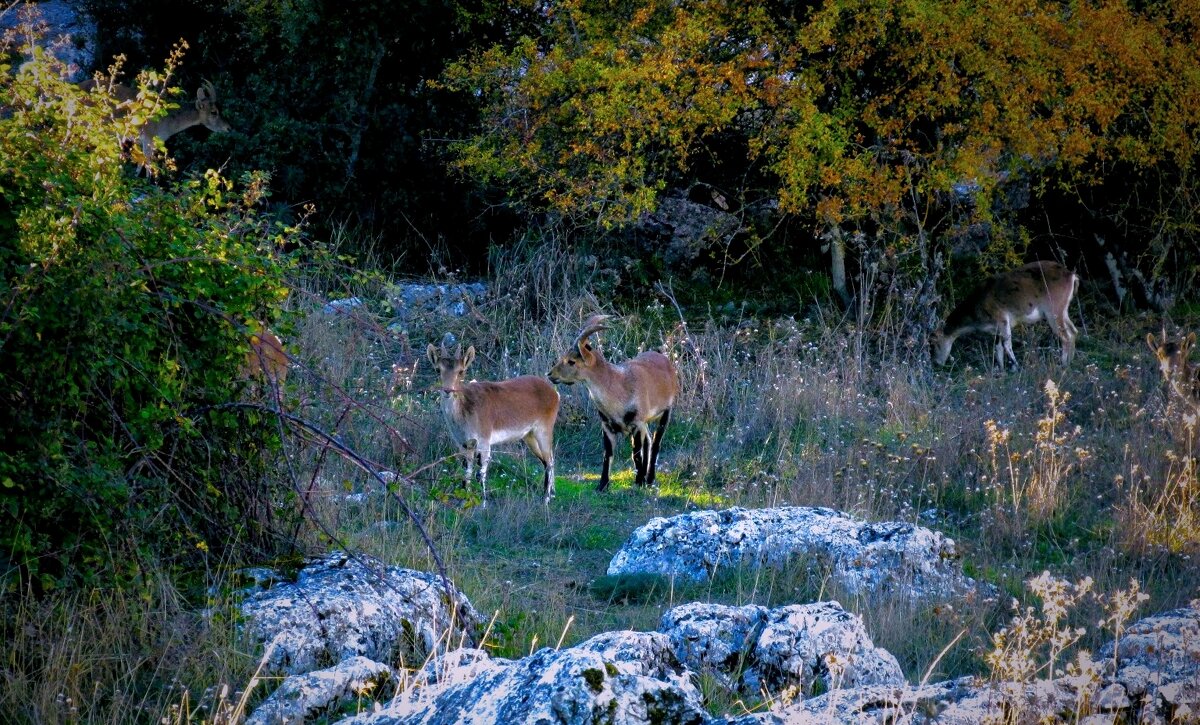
1168, 367, 1200, 408
143, 109, 203, 141
584, 353, 633, 410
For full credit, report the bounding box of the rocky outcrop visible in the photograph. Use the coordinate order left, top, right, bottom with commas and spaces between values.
633, 192, 743, 269
246, 656, 394, 725
338, 631, 710, 725
231, 540, 1193, 725
730, 677, 993, 725
0, 1, 97, 80
736, 606, 1200, 725
608, 506, 982, 601
659, 601, 904, 697
386, 283, 487, 320
1099, 606, 1200, 722
240, 552, 481, 676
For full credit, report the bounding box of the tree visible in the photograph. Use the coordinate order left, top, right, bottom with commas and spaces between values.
444, 0, 1200, 309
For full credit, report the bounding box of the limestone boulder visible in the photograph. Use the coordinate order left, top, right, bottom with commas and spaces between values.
660, 601, 904, 697
246, 656, 394, 725
609, 506, 983, 602
338, 631, 709, 725
240, 552, 481, 676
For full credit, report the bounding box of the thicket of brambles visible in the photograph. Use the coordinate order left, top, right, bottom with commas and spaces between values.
0, 40, 299, 592
2, 0, 1199, 721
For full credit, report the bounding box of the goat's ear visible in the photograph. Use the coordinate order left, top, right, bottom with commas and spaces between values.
1146, 333, 1158, 353
426, 344, 439, 366
463, 345, 476, 368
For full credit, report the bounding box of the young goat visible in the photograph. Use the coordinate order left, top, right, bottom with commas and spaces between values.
1146, 330, 1200, 412
548, 315, 678, 492
78, 78, 232, 172
932, 260, 1079, 371
428, 342, 559, 504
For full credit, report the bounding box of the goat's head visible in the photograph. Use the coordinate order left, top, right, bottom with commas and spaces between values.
548, 314, 610, 385
195, 80, 232, 133
241, 326, 288, 386
1147, 330, 1196, 382
427, 341, 476, 391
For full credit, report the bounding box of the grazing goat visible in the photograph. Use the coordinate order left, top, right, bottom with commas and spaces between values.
78, 78, 232, 171
1146, 330, 1200, 411
548, 315, 678, 492
428, 342, 559, 504
933, 261, 1079, 371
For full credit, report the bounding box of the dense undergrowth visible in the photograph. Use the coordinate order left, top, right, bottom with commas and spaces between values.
3, 5, 1199, 721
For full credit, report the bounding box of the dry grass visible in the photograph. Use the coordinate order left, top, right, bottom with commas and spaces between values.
3, 236, 1198, 722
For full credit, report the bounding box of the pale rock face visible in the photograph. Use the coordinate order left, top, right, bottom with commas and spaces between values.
736, 607, 1200, 725
314, 605, 1198, 725
1098, 606, 1200, 721
336, 631, 710, 725
245, 656, 394, 725
608, 506, 984, 602
659, 601, 904, 697
750, 602, 906, 694
240, 552, 481, 676
0, 1, 98, 80
659, 602, 768, 691
386, 283, 488, 320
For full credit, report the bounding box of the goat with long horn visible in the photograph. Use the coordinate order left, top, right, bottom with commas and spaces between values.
549, 315, 678, 492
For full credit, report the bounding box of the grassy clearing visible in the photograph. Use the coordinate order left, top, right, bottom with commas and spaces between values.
2, 238, 1198, 721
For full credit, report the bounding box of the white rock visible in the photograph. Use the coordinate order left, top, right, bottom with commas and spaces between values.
337, 631, 709, 725
246, 656, 393, 725
609, 506, 983, 602
240, 552, 481, 676
659, 601, 903, 697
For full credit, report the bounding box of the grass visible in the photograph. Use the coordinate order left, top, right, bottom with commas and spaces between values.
2, 236, 1199, 722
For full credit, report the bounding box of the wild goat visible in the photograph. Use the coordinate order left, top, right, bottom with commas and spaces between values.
548, 315, 678, 492
428, 342, 559, 504
242, 326, 289, 387
932, 261, 1079, 371
1146, 330, 1200, 411
78, 78, 232, 170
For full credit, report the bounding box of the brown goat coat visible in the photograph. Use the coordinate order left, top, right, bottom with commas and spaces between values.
933, 261, 1079, 370
549, 323, 678, 491
429, 344, 559, 504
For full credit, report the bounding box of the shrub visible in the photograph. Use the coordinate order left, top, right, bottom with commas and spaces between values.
0, 43, 296, 592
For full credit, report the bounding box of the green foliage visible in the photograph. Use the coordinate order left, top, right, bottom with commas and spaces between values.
0, 48, 296, 592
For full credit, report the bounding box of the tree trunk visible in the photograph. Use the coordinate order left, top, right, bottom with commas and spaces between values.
823, 227, 852, 309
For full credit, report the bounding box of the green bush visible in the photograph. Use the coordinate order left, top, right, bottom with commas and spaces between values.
0, 48, 297, 593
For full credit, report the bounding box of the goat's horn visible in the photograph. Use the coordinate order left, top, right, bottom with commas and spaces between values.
575, 314, 611, 345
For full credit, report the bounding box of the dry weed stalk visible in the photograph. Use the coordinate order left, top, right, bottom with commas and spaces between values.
1119, 450, 1200, 554
984, 573, 1147, 724
983, 380, 1088, 537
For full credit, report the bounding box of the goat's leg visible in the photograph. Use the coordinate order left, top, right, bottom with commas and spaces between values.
647, 408, 671, 486
631, 428, 647, 486
598, 426, 617, 492
477, 443, 492, 507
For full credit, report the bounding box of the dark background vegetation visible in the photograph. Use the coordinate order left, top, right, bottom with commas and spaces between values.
68, 0, 1200, 306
